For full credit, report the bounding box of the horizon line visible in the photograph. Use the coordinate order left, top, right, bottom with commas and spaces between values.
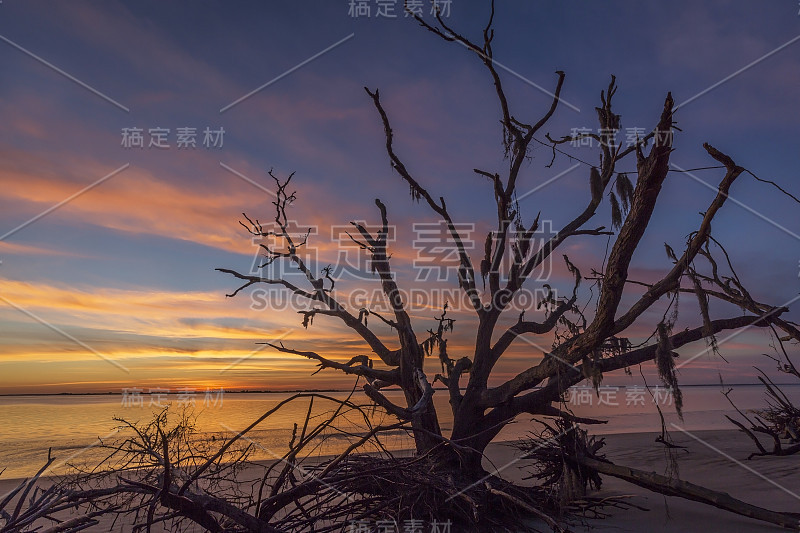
2, 382, 799, 397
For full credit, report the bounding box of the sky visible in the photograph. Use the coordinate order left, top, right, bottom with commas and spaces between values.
0, 1, 798, 394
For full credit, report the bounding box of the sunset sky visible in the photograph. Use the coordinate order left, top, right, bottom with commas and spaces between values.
0, 1, 798, 394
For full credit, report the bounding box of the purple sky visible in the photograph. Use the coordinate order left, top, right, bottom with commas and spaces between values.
0, 1, 798, 394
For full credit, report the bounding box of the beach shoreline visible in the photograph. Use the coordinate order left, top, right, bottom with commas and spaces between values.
2, 429, 798, 531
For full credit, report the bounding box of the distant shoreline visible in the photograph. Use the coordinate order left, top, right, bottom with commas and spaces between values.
0, 389, 354, 397
2, 382, 799, 397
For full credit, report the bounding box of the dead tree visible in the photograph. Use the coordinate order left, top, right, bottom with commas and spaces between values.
53, 392, 559, 532
725, 335, 800, 459
220, 0, 798, 490
0, 451, 110, 533
518, 420, 800, 530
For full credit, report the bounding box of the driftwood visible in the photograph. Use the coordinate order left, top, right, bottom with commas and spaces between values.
518, 418, 800, 531
726, 337, 800, 459
573, 455, 800, 530
39, 390, 569, 532
0, 449, 115, 533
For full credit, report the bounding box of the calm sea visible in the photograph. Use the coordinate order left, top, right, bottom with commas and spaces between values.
0, 385, 795, 479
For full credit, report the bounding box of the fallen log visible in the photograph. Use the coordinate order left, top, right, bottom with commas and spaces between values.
574, 455, 800, 530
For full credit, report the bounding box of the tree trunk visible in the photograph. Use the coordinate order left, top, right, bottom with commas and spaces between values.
410, 403, 442, 455
558, 463, 586, 506
575, 455, 800, 530
447, 405, 508, 475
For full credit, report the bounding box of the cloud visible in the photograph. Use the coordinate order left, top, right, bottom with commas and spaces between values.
0, 241, 89, 258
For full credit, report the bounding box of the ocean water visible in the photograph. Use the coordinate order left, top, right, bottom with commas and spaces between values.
0, 385, 795, 480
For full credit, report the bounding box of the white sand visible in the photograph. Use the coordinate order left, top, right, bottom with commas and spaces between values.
2, 429, 797, 531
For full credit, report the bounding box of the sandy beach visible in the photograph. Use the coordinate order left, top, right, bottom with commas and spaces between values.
2, 429, 797, 532
511, 429, 800, 532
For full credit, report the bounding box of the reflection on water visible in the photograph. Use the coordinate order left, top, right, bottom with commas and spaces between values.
0, 385, 794, 479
